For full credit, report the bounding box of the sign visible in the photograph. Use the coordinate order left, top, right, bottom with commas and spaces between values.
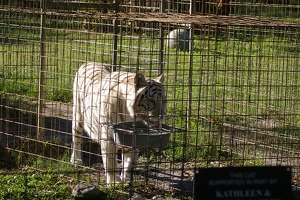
194, 166, 292, 200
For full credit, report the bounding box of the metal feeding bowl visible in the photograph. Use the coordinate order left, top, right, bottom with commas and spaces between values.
112, 121, 173, 149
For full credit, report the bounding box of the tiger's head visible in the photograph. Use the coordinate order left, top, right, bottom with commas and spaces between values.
133, 73, 166, 127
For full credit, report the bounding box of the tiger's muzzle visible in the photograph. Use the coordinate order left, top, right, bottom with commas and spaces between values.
136, 114, 166, 127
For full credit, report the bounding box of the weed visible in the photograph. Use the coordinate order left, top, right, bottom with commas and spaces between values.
0, 170, 73, 199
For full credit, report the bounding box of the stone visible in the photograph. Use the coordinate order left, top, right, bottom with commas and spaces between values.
166, 29, 190, 51
129, 193, 145, 200
72, 182, 106, 200
152, 195, 179, 200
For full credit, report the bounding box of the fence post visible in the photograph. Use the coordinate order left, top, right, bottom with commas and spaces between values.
187, 0, 195, 131
37, 0, 46, 140
158, 0, 165, 75
180, 0, 195, 189
112, 19, 119, 72
112, 3, 120, 72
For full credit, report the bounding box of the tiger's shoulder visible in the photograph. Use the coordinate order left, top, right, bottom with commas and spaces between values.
77, 62, 111, 81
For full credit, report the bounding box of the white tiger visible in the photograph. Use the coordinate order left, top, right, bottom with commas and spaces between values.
70, 62, 166, 185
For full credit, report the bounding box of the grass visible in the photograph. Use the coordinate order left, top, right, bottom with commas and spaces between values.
0, 170, 73, 199
0, 143, 185, 199
0, 144, 73, 199
0, 142, 128, 199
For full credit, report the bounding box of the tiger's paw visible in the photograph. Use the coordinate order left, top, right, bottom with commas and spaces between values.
106, 174, 122, 186
70, 156, 83, 165
120, 173, 132, 183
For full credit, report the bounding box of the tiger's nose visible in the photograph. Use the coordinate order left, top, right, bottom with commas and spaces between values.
153, 121, 160, 126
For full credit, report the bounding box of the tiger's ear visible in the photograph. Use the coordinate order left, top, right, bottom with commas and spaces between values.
155, 74, 164, 83
134, 73, 147, 86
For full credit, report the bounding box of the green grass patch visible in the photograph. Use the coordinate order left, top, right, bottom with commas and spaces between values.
0, 170, 72, 200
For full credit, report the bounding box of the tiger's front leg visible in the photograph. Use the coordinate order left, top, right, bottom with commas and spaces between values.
70, 82, 84, 165
101, 127, 122, 185
70, 119, 84, 165
121, 148, 139, 182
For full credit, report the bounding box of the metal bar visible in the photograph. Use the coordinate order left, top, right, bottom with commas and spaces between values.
187, 0, 195, 132
112, 19, 119, 72
136, 24, 141, 73
158, 0, 165, 75
26, 1, 117, 11
111, 2, 120, 71
190, 0, 195, 15
37, 0, 46, 140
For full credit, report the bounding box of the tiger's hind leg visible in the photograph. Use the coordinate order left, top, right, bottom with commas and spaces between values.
121, 148, 139, 182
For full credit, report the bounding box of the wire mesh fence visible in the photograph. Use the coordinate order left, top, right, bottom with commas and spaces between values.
0, 0, 300, 199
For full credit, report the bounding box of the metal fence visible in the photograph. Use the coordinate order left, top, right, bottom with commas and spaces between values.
0, 0, 299, 199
